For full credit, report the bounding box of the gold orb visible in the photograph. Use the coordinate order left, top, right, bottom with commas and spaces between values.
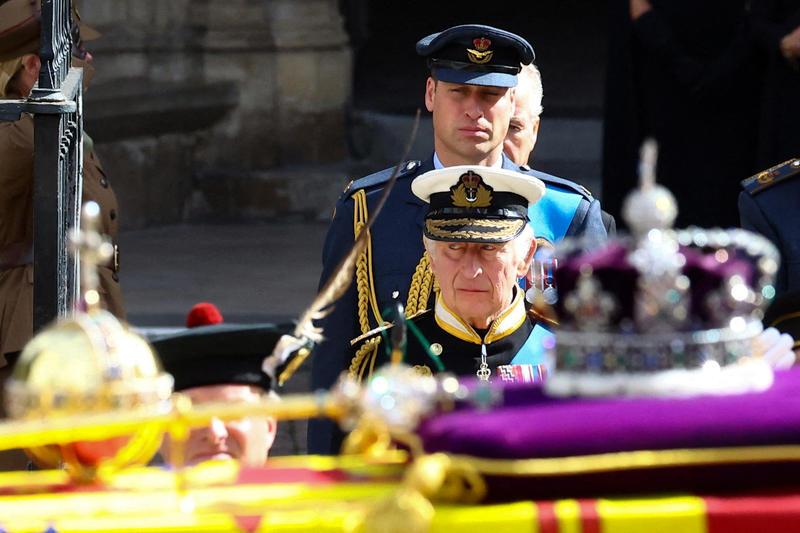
3, 310, 173, 480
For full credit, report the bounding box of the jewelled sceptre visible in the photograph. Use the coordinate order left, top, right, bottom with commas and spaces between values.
68, 201, 116, 314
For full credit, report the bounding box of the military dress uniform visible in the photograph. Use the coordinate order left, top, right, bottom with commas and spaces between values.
308, 24, 610, 454
0, 113, 124, 362
738, 157, 800, 296
353, 286, 551, 381
308, 155, 604, 453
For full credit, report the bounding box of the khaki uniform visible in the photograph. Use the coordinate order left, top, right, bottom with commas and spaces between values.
0, 113, 124, 363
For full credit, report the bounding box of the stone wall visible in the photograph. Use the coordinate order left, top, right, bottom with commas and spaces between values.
78, 0, 352, 229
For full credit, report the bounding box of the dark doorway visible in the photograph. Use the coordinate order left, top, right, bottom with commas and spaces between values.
340, 0, 608, 117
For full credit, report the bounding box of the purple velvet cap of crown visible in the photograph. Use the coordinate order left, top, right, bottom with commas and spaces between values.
553, 239, 758, 330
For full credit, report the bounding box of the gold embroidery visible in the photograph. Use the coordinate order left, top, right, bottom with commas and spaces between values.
425, 218, 524, 240
451, 183, 492, 207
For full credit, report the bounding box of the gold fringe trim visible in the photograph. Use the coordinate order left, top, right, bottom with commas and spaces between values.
430, 444, 800, 478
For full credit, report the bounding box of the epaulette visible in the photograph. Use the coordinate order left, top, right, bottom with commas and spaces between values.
342, 160, 422, 198
740, 158, 800, 196
518, 164, 594, 201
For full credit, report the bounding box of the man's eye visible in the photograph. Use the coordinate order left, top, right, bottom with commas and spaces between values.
481, 244, 497, 251
448, 243, 464, 250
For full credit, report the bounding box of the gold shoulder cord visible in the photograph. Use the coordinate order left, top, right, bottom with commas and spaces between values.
353, 189, 384, 330
348, 191, 438, 381
405, 252, 434, 317
350, 189, 385, 381
349, 257, 438, 381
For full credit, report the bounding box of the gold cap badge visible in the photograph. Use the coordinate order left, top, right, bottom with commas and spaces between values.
467, 36, 493, 64
450, 170, 493, 208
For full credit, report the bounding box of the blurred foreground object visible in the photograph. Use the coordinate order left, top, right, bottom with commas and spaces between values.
2, 203, 171, 480
548, 140, 780, 397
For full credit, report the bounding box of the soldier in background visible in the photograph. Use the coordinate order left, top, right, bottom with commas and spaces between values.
152, 324, 282, 467
0, 0, 124, 385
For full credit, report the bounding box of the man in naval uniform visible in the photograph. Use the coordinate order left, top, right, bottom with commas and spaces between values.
309, 24, 609, 454
350, 166, 549, 381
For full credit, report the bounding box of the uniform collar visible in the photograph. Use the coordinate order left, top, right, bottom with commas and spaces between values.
434, 287, 527, 344
432, 152, 505, 170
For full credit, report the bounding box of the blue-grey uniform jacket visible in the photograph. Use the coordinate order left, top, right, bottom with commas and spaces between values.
739, 157, 800, 297
307, 154, 609, 454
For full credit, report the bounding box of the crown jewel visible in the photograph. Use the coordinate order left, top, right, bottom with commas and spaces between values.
546, 140, 780, 396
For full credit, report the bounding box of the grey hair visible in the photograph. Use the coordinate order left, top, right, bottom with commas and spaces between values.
519, 63, 544, 118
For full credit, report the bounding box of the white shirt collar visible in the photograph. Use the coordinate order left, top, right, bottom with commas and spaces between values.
433, 152, 504, 170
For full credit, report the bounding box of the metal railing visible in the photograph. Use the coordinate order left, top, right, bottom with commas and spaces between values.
0, 0, 83, 333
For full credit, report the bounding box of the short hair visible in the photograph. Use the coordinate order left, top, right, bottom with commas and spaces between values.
519, 63, 544, 119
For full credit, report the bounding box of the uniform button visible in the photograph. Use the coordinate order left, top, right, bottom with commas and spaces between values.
100, 178, 108, 188
109, 209, 116, 220
112, 272, 119, 282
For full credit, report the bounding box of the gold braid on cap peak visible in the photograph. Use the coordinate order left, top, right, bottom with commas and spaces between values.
425, 218, 524, 240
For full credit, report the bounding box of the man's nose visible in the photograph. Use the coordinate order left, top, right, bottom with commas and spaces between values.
203, 417, 229, 441
464, 94, 484, 120
461, 250, 484, 277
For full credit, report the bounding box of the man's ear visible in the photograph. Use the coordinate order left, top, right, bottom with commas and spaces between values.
530, 117, 541, 154
425, 77, 436, 112
517, 239, 536, 278
264, 416, 277, 458
21, 53, 40, 77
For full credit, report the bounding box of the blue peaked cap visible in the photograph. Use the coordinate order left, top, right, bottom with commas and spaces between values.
416, 24, 535, 88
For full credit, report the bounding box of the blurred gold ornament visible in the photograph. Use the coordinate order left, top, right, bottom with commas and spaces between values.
2, 202, 173, 481
3, 310, 173, 480
5, 310, 172, 480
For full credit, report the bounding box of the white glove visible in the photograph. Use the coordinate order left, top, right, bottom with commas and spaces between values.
757, 327, 796, 369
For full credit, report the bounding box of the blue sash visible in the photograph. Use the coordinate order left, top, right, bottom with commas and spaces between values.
510, 323, 553, 371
